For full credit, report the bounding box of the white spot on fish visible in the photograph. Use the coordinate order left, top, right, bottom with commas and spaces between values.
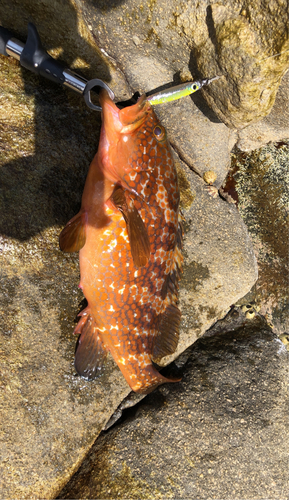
129, 171, 137, 181
120, 357, 126, 365
107, 239, 118, 253
108, 305, 115, 312
109, 282, 115, 289
110, 324, 119, 330
118, 285, 125, 294
123, 135, 128, 142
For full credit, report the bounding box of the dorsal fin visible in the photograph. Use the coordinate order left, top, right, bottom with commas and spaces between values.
111, 187, 150, 268
152, 304, 181, 363
74, 313, 107, 380
59, 210, 87, 252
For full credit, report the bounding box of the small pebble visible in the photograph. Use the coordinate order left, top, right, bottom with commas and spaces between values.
203, 170, 217, 185
179, 67, 193, 83
132, 36, 141, 46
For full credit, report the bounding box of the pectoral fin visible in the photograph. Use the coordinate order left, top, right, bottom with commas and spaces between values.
111, 187, 150, 268
59, 210, 87, 252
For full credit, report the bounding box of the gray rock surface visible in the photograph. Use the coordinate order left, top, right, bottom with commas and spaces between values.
58, 313, 289, 500
168, 156, 258, 364
157, 98, 236, 188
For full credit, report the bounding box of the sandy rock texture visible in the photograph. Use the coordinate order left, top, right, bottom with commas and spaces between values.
237, 70, 289, 151
58, 313, 289, 500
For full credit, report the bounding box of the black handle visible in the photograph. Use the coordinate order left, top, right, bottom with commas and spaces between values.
20, 23, 66, 85
0, 22, 115, 111
0, 26, 14, 55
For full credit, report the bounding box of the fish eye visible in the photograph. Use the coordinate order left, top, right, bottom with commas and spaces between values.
192, 83, 198, 91
153, 125, 166, 141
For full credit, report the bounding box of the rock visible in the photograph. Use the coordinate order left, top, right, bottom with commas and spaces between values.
85, 0, 236, 186
75, 0, 288, 130
0, 1, 262, 497
193, 1, 289, 128
237, 70, 289, 151
162, 155, 258, 365
157, 98, 236, 188
57, 314, 289, 500
0, 48, 257, 497
223, 141, 289, 334
0, 47, 132, 499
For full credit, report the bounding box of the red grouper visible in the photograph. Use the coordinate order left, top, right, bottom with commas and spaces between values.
59, 90, 183, 393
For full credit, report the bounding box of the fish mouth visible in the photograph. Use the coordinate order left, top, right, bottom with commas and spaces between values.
99, 90, 150, 134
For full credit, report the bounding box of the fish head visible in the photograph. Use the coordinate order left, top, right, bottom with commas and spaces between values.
98, 89, 169, 184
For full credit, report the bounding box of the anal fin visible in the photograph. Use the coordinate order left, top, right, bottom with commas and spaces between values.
152, 304, 181, 363
74, 313, 107, 380
111, 187, 150, 268
59, 210, 87, 252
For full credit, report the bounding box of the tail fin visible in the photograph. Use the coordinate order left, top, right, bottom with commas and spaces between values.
118, 361, 181, 394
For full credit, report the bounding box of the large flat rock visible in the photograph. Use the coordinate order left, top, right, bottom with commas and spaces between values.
58, 314, 289, 499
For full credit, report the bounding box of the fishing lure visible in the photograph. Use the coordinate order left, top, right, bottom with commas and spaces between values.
147, 76, 221, 105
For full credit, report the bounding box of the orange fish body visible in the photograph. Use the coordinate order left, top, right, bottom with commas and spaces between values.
60, 91, 183, 393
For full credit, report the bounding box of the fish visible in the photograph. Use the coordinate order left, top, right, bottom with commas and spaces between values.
59, 89, 183, 393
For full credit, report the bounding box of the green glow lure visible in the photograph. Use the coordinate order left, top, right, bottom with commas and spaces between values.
146, 76, 220, 105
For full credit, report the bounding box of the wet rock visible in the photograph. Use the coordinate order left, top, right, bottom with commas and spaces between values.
227, 141, 289, 334
237, 70, 289, 151
58, 315, 289, 500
